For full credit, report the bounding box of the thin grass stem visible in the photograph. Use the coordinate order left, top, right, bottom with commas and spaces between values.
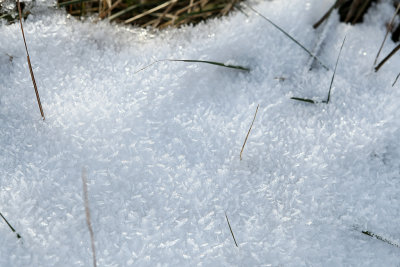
17, 0, 45, 120
375, 44, 400, 72
134, 59, 250, 74
224, 212, 238, 247
393, 72, 400, 87
362, 230, 400, 248
292, 36, 345, 104
82, 168, 97, 267
242, 3, 329, 71
240, 104, 259, 160
374, 3, 400, 65
325, 36, 346, 103
0, 212, 21, 239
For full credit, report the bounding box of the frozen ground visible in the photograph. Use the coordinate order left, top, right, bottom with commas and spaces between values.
1, 0, 400, 266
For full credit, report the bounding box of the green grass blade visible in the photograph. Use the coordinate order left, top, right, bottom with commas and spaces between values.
170, 59, 250, 71
325, 36, 346, 103
242, 3, 329, 71
291, 97, 316, 104
135, 59, 250, 74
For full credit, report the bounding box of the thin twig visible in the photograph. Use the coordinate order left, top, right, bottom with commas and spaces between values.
224, 212, 238, 247
324, 36, 346, 104
17, 0, 45, 120
242, 3, 329, 71
375, 44, 400, 72
240, 104, 259, 160
0, 212, 21, 239
393, 72, 400, 87
82, 168, 97, 267
134, 59, 250, 74
374, 3, 400, 65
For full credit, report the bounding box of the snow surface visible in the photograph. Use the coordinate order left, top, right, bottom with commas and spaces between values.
1, 0, 400, 266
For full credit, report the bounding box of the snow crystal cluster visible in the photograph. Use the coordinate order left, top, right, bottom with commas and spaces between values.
1, 0, 400, 266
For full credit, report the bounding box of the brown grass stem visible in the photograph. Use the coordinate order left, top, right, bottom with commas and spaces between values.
17, 0, 45, 120
374, 3, 400, 66
375, 44, 400, 72
82, 168, 97, 267
240, 104, 259, 160
224, 211, 238, 247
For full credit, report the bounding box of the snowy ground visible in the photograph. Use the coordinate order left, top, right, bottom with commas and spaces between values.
1, 0, 400, 265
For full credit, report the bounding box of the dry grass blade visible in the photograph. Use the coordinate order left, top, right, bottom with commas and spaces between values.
124, 0, 177, 24
374, 3, 400, 66
240, 104, 259, 161
0, 212, 21, 239
17, 0, 45, 120
393, 72, 400, 87
81, 168, 97, 267
224, 212, 238, 247
324, 36, 346, 104
375, 44, 400, 72
362, 230, 400, 248
134, 59, 250, 74
153, 0, 176, 27
242, 3, 329, 71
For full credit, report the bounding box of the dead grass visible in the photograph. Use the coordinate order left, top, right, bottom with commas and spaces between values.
57, 0, 241, 28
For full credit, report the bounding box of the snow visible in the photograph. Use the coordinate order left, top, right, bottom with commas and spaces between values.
1, 0, 400, 265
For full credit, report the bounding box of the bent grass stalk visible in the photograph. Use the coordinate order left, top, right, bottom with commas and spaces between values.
17, 0, 45, 120
240, 104, 259, 160
291, 36, 346, 104
224, 212, 238, 247
0, 212, 21, 239
242, 3, 329, 71
134, 59, 250, 74
82, 168, 97, 267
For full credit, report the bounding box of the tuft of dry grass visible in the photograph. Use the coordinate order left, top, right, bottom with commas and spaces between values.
57, 0, 241, 28
17, 0, 45, 120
